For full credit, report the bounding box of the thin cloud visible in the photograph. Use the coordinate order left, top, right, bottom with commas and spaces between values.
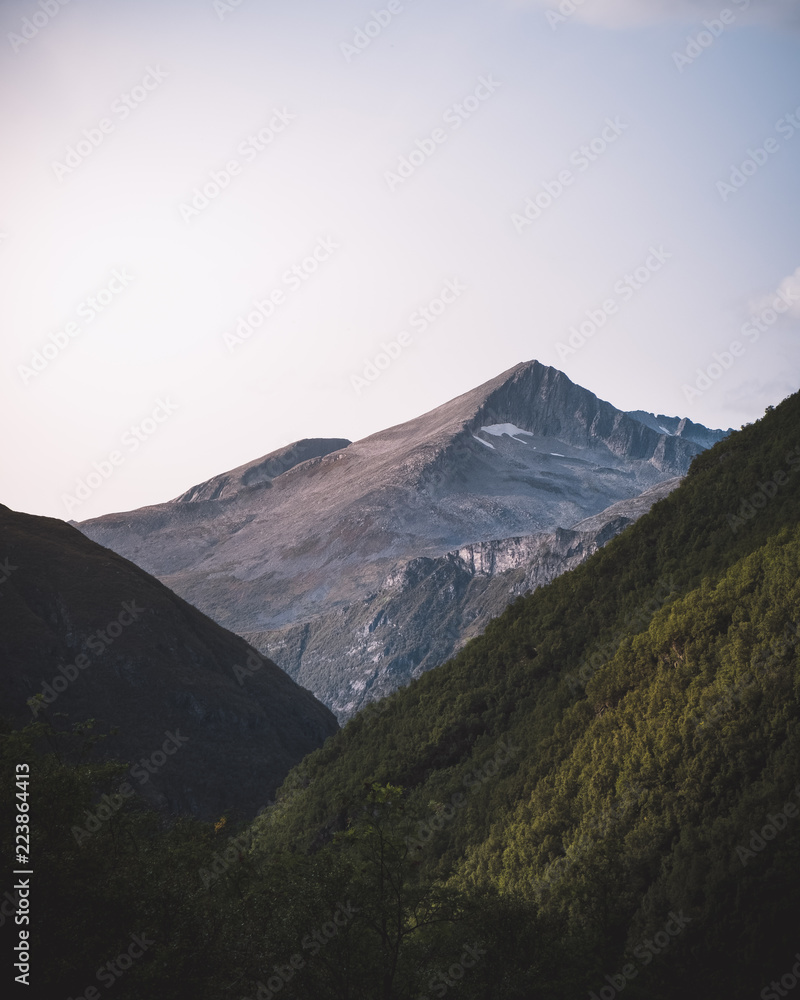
749, 265, 800, 320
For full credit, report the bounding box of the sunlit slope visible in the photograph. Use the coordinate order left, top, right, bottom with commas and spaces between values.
252, 391, 800, 997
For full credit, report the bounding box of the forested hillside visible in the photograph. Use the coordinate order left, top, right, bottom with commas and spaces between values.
3, 392, 798, 999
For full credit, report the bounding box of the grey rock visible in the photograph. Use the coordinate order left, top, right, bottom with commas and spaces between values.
77, 361, 727, 719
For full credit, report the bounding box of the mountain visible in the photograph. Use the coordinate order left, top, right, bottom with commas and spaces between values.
250, 477, 682, 717
172, 437, 352, 502
13, 389, 798, 1000
625, 409, 733, 449
0, 505, 337, 821
77, 360, 730, 716
240, 387, 800, 999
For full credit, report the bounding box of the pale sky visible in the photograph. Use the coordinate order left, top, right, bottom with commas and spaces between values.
1, 0, 799, 521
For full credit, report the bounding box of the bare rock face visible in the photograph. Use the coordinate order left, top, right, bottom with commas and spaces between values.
0, 506, 338, 820
625, 410, 732, 450
245, 478, 682, 719
172, 438, 352, 502
76, 361, 728, 718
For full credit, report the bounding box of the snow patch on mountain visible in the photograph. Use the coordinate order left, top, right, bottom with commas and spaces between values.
480, 423, 534, 442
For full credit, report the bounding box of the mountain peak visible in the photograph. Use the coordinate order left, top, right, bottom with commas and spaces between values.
413, 359, 729, 479
79, 358, 730, 648
357, 360, 729, 479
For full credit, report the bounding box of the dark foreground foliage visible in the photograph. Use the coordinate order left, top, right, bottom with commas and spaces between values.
2, 391, 799, 999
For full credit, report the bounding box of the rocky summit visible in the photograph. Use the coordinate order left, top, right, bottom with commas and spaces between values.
77, 360, 731, 718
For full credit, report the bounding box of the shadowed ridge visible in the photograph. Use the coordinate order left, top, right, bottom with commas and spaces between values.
0, 506, 338, 821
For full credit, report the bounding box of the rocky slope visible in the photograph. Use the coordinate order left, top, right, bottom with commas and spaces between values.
173, 437, 351, 502
625, 409, 732, 449
77, 361, 729, 715
246, 478, 681, 717
0, 505, 337, 820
